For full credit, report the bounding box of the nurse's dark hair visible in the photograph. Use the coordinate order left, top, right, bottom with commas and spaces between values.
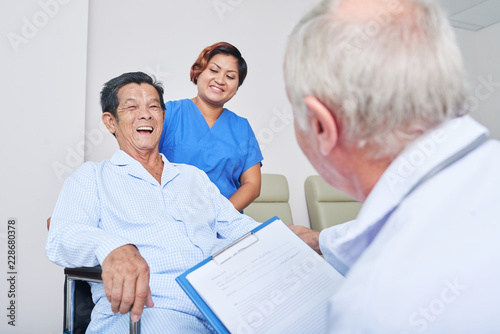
190, 42, 248, 87
100, 71, 166, 119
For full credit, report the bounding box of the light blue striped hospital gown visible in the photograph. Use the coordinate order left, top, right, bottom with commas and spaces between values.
46, 150, 259, 333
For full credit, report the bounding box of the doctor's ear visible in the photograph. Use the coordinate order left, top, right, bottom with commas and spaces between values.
102, 112, 117, 135
304, 96, 339, 156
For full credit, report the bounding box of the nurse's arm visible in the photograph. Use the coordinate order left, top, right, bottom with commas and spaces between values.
229, 163, 261, 212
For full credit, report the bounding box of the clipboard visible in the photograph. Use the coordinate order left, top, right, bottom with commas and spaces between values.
176, 216, 344, 334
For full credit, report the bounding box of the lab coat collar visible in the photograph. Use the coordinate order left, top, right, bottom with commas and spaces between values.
332, 116, 488, 267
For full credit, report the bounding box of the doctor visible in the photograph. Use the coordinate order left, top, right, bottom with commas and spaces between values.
285, 0, 500, 332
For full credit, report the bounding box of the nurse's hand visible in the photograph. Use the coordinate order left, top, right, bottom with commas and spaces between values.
102, 244, 154, 322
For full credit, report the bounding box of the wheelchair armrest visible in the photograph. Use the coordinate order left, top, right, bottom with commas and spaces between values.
64, 267, 101, 334
64, 266, 102, 282
64, 265, 140, 334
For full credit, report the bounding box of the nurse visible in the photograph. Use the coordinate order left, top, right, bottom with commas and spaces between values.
159, 42, 263, 212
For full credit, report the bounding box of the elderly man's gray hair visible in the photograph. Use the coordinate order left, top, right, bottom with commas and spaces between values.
284, 0, 469, 158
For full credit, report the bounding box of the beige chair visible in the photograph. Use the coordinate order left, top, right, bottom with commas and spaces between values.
244, 173, 293, 225
305, 175, 362, 231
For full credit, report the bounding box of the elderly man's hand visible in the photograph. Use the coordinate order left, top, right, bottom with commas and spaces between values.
289, 225, 322, 255
101, 244, 154, 322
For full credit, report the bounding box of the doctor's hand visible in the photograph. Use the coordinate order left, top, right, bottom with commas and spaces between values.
101, 244, 154, 322
289, 225, 322, 255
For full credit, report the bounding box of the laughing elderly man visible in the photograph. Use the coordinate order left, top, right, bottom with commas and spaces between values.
46, 72, 258, 333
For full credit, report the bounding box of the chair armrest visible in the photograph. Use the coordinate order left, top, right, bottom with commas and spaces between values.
64, 266, 102, 281
64, 265, 140, 334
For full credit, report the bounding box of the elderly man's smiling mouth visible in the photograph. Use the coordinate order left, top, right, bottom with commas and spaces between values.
137, 126, 153, 133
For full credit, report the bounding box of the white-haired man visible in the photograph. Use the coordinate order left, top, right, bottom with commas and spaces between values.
285, 0, 500, 332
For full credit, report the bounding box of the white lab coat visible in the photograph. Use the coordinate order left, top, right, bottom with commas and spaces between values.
319, 116, 500, 333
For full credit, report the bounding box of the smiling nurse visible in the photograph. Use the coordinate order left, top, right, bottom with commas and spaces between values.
159, 42, 263, 212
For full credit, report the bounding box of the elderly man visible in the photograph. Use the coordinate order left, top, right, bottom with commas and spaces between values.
46, 72, 258, 333
285, 0, 500, 332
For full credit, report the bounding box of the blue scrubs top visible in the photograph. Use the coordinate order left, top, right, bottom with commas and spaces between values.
159, 99, 263, 200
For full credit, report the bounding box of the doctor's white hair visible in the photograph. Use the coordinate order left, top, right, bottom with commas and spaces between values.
284, 0, 469, 158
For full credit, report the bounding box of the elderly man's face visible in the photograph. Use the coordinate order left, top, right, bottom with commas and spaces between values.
104, 83, 164, 156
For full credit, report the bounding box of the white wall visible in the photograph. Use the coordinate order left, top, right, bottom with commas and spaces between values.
0, 0, 88, 333
1, 0, 499, 332
455, 25, 500, 139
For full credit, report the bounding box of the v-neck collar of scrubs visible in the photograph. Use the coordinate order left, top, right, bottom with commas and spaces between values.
188, 99, 227, 131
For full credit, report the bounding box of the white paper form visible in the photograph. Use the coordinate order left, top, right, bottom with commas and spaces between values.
186, 219, 345, 334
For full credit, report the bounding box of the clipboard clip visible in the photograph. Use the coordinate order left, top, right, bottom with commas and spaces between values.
212, 232, 259, 265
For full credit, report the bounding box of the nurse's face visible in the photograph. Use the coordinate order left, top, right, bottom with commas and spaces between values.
196, 53, 239, 108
